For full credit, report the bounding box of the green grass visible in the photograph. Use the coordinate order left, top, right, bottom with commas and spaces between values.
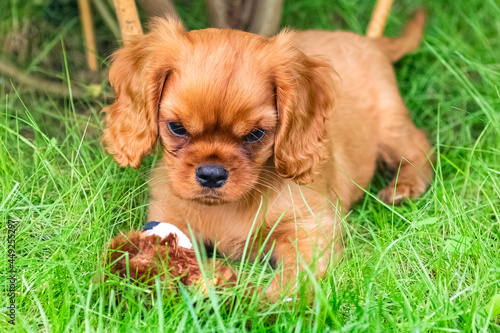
1, 0, 500, 331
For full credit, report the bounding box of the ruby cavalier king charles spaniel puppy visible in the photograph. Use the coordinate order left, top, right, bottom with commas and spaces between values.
102, 11, 433, 297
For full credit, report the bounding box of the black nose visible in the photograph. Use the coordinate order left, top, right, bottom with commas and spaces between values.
195, 164, 228, 189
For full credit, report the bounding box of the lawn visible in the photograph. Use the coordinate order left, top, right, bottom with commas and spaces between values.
1, 0, 500, 331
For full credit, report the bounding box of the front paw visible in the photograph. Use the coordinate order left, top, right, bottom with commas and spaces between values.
378, 179, 428, 205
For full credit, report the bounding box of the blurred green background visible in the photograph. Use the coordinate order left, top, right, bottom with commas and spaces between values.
1, 0, 499, 331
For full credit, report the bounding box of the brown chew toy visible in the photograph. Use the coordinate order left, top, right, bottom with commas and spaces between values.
106, 228, 236, 291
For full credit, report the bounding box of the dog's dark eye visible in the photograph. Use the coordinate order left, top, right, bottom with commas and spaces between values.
244, 128, 266, 143
167, 122, 188, 137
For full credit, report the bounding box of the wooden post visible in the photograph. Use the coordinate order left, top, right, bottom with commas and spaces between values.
78, 0, 98, 71
113, 0, 143, 46
366, 0, 394, 38
248, 0, 284, 37
136, 0, 180, 20
205, 0, 230, 29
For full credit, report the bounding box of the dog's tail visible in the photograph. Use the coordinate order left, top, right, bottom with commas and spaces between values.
374, 9, 426, 63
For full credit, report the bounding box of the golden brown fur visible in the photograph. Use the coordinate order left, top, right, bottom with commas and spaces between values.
102, 10, 433, 297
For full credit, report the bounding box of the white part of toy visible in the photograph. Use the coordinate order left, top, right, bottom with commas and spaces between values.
144, 222, 193, 249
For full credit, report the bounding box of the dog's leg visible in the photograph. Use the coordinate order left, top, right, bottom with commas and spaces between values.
264, 216, 341, 300
377, 105, 434, 204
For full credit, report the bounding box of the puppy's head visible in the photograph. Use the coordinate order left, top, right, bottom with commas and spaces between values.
102, 18, 336, 205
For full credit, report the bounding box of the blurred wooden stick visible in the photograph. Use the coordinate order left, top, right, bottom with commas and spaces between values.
206, 0, 230, 29
367, 0, 394, 38
136, 0, 180, 20
78, 0, 99, 71
248, 0, 283, 37
113, 0, 143, 46
206, 0, 283, 37
0, 58, 95, 99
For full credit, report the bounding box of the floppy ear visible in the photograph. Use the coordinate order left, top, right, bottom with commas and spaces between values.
102, 18, 185, 168
270, 31, 337, 184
